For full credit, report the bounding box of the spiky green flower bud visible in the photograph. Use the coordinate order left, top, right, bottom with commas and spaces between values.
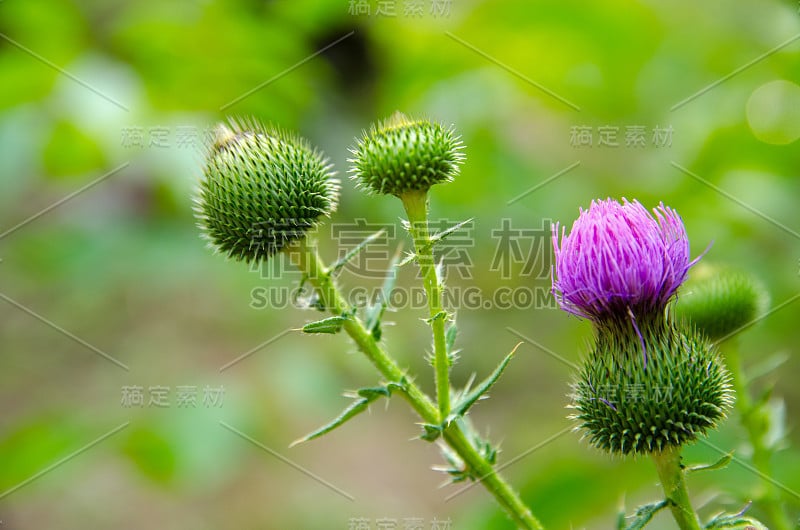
349, 112, 464, 197
674, 264, 769, 341
194, 118, 339, 263
571, 313, 733, 455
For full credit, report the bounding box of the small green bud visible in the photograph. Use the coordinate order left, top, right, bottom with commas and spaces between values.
349, 112, 464, 197
195, 118, 339, 263
674, 264, 769, 341
571, 313, 733, 455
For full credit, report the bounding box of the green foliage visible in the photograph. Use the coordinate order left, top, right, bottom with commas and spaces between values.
685, 452, 732, 474
329, 229, 386, 274
447, 346, 518, 423
572, 312, 733, 455
618, 500, 669, 530
195, 118, 338, 263
349, 112, 464, 197
291, 381, 406, 447
301, 314, 349, 334
703, 506, 768, 529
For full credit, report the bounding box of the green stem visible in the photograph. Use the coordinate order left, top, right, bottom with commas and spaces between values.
651, 447, 701, 530
289, 239, 544, 530
399, 189, 451, 422
725, 342, 792, 530
442, 427, 541, 528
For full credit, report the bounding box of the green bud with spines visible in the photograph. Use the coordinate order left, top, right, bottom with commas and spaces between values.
571, 312, 733, 455
349, 112, 464, 197
674, 263, 769, 341
194, 118, 339, 264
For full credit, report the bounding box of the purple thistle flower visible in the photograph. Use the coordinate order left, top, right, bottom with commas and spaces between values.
552, 198, 700, 322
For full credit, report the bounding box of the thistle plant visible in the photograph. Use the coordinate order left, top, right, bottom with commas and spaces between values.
552, 199, 765, 529
194, 116, 788, 529
195, 115, 542, 529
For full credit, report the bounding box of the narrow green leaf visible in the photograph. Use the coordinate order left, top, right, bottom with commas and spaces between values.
447, 344, 520, 421
290, 397, 371, 447
686, 452, 733, 474
291, 381, 404, 447
301, 315, 349, 334
426, 218, 474, 250
396, 251, 417, 268
329, 229, 386, 275
357, 386, 392, 400
623, 500, 669, 530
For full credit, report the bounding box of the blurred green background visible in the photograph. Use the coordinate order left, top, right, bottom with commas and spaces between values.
1, 0, 799, 528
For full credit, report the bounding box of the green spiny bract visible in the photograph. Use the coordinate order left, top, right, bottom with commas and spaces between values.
195, 118, 338, 263
349, 112, 464, 197
674, 263, 769, 341
571, 312, 732, 455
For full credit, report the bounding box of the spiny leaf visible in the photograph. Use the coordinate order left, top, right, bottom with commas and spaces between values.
329, 229, 386, 275
426, 310, 449, 324
447, 344, 520, 422
704, 518, 766, 530
356, 386, 392, 400
290, 397, 370, 447
291, 381, 403, 446
396, 250, 417, 268
420, 423, 443, 442
301, 314, 349, 334
396, 219, 472, 266
425, 218, 474, 251
703, 503, 766, 529
686, 452, 733, 474
623, 500, 669, 530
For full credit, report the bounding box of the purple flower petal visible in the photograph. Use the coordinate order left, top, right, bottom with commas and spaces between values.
552, 198, 697, 321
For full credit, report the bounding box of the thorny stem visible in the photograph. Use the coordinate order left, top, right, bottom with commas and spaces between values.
399, 189, 451, 422
724, 341, 792, 530
290, 238, 544, 530
651, 447, 702, 530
